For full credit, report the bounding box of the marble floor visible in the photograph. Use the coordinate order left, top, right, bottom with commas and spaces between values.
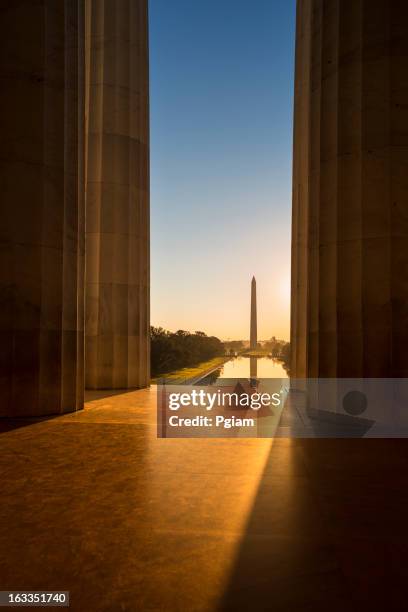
1, 387, 408, 611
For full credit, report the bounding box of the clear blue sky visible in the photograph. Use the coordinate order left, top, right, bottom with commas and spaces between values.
149, 0, 296, 340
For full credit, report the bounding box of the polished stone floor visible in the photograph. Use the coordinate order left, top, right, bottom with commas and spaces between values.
1, 387, 408, 611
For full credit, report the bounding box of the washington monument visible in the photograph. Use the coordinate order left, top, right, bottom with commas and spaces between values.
250, 276, 257, 349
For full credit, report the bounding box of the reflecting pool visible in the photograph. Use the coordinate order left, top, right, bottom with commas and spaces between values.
200, 356, 288, 382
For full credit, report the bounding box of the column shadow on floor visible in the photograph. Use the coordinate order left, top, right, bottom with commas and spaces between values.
218, 438, 408, 612
0, 415, 60, 434
84, 388, 148, 401
217, 439, 349, 611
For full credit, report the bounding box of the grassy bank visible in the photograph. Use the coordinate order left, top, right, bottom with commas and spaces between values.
150, 355, 229, 384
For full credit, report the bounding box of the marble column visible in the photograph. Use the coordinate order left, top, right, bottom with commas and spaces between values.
0, 1, 85, 416
85, 0, 150, 389
291, 0, 408, 378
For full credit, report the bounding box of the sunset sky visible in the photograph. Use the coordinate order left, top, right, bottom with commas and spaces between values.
149, 0, 295, 341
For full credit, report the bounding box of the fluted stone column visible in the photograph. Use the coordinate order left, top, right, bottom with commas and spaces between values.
291, 0, 408, 378
0, 1, 85, 416
85, 0, 150, 389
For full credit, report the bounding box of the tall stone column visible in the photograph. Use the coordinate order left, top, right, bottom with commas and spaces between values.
85, 0, 150, 389
291, 0, 408, 378
0, 1, 85, 416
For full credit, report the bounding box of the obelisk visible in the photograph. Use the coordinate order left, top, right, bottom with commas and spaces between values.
250, 276, 257, 349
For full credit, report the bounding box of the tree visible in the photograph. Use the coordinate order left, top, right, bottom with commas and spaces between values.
150, 327, 224, 377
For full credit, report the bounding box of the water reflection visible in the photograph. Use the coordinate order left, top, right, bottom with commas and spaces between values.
191, 356, 287, 437
217, 356, 287, 380
250, 357, 257, 380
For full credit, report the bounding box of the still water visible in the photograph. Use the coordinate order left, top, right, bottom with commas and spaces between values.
206, 356, 287, 381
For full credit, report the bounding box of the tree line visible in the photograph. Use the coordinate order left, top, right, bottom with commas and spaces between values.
223, 340, 244, 355
151, 327, 224, 377
264, 336, 291, 368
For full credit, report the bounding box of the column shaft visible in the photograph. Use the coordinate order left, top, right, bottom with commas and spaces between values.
291, 0, 408, 378
85, 0, 150, 389
0, 0, 85, 416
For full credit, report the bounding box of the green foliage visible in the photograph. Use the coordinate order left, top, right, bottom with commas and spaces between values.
150, 327, 224, 377
223, 340, 245, 355
263, 336, 291, 367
